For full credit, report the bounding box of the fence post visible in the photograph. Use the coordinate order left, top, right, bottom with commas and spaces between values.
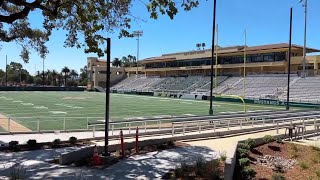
263, 118, 265, 126
251, 119, 254, 127
120, 130, 125, 158
37, 118, 40, 132
86, 117, 89, 129
276, 122, 279, 134
214, 122, 216, 131
199, 122, 201, 133
228, 120, 230, 130
172, 124, 175, 136
63, 117, 66, 131
112, 125, 114, 135
144, 121, 147, 133
135, 127, 139, 154
183, 123, 185, 135
7, 118, 10, 133
129, 123, 131, 134
93, 125, 96, 137
159, 121, 161, 130
240, 119, 242, 129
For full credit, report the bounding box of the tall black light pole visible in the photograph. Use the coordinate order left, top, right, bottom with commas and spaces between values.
209, 0, 217, 115
5, 55, 7, 86
286, 7, 293, 111
105, 38, 111, 156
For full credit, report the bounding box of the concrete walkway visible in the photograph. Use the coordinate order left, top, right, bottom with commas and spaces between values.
0, 146, 219, 179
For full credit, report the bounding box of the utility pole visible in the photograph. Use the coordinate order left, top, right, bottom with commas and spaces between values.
209, 0, 217, 115
133, 30, 143, 75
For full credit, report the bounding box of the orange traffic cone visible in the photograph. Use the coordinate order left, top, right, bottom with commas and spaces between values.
92, 145, 102, 165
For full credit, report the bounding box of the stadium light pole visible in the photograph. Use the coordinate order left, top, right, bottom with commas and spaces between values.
214, 24, 219, 95
286, 7, 293, 111
243, 30, 247, 99
133, 30, 143, 75
105, 38, 111, 156
42, 58, 45, 87
299, 0, 308, 78
5, 55, 7, 86
209, 0, 217, 115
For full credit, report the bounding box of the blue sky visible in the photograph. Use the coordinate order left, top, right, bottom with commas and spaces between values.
1, 0, 319, 75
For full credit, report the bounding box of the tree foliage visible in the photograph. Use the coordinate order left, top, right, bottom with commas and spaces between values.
0, 0, 202, 63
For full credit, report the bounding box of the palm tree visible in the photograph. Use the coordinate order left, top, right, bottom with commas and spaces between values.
51, 70, 58, 86
201, 43, 206, 50
70, 69, 78, 85
112, 58, 122, 67
196, 43, 201, 50
57, 73, 63, 86
61, 67, 70, 86
46, 69, 51, 85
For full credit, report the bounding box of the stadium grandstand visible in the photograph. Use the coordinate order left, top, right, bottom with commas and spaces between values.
87, 43, 320, 103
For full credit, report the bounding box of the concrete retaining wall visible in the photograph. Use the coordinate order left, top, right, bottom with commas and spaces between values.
59, 138, 173, 165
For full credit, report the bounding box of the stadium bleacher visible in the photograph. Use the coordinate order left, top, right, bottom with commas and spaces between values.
111, 74, 320, 103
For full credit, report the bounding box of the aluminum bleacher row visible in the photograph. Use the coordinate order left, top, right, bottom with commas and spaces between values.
111, 74, 320, 103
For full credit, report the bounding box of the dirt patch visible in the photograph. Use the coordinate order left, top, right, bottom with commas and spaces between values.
61, 97, 88, 100
0, 114, 31, 132
248, 142, 320, 180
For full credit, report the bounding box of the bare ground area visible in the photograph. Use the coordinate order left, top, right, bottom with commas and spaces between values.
0, 114, 31, 132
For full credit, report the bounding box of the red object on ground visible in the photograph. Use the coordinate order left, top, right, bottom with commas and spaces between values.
135, 127, 139, 154
92, 145, 102, 165
120, 130, 125, 158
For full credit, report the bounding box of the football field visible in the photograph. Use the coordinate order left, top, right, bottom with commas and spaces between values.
0, 91, 304, 132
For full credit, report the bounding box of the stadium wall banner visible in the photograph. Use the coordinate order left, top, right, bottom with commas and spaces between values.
203, 96, 320, 109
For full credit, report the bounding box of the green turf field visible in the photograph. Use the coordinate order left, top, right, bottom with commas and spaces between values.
0, 91, 303, 132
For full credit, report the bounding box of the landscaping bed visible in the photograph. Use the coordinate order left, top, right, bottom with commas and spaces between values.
234, 135, 320, 180
0, 137, 91, 152
162, 157, 225, 180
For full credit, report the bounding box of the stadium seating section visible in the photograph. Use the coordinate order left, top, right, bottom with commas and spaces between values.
111, 74, 320, 103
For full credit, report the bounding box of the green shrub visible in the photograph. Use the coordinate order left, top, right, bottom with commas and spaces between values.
263, 135, 275, 143
242, 166, 256, 179
52, 139, 61, 147
9, 163, 27, 180
195, 156, 206, 176
244, 138, 256, 150
238, 143, 250, 150
208, 159, 222, 180
69, 136, 77, 145
290, 143, 298, 152
238, 148, 249, 158
311, 144, 320, 152
26, 139, 37, 149
273, 163, 285, 173
276, 137, 283, 144
272, 173, 286, 180
316, 169, 320, 178
291, 151, 299, 159
219, 151, 227, 162
239, 158, 250, 167
8, 141, 19, 151
299, 162, 309, 170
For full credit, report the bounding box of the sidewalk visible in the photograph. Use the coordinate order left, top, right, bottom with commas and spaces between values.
0, 146, 219, 179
